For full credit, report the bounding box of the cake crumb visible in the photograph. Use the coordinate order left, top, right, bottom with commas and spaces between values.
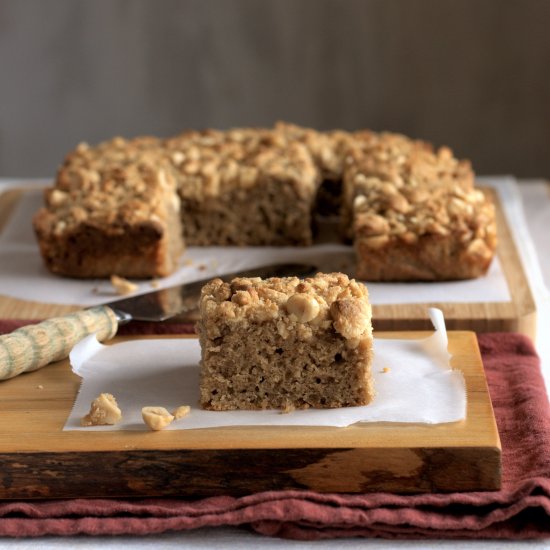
37, 384, 44, 390
381, 367, 391, 373
197, 263, 207, 271
81, 393, 122, 426
183, 258, 194, 267
150, 279, 160, 288
173, 405, 191, 419
142, 406, 174, 431
280, 402, 296, 414
110, 274, 138, 295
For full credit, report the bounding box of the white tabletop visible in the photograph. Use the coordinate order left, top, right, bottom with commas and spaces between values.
0, 177, 548, 550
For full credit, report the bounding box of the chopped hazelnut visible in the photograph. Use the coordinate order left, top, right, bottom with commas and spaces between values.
110, 275, 138, 295
81, 393, 122, 426
173, 405, 191, 419
466, 238, 492, 261
354, 213, 390, 236
331, 298, 371, 340
48, 189, 68, 207
286, 293, 320, 323
142, 406, 174, 431
362, 235, 390, 250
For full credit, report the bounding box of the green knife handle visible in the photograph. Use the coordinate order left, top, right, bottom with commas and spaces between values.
0, 306, 118, 381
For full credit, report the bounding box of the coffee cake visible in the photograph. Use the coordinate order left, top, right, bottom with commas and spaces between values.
197, 272, 374, 410
33, 124, 496, 281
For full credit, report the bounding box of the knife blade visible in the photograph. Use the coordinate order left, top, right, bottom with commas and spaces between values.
106, 262, 317, 323
0, 262, 317, 381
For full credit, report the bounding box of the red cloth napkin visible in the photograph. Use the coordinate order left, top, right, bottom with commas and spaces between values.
0, 321, 548, 540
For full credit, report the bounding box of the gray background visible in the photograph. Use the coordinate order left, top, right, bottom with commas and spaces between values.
1, 0, 549, 178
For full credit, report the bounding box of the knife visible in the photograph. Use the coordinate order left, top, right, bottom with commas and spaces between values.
0, 262, 316, 381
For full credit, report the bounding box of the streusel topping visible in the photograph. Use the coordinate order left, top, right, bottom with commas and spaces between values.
165, 128, 319, 200
41, 136, 177, 236
341, 131, 496, 258
199, 272, 372, 345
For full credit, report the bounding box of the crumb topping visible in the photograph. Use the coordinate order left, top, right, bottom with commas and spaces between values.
199, 272, 372, 343
165, 127, 319, 200
344, 132, 496, 255
35, 136, 178, 236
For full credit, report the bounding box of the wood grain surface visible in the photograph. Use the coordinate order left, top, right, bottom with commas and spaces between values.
0, 187, 537, 338
0, 331, 501, 498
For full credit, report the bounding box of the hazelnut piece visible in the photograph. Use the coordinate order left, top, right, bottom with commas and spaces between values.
286, 293, 320, 323
81, 393, 122, 426
142, 406, 175, 431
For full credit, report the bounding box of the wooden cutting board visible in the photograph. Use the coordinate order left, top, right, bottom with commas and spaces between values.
0, 187, 537, 338
0, 331, 500, 499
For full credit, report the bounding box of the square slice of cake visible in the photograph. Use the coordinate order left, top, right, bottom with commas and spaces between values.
342, 132, 496, 280
32, 137, 184, 278
197, 272, 374, 410
166, 128, 320, 246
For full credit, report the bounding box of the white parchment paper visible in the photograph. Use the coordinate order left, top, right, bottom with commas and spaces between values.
0, 188, 511, 306
65, 309, 466, 430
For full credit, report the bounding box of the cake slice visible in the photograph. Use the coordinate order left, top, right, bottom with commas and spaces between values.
342, 132, 496, 280
33, 137, 184, 278
197, 272, 374, 410
165, 128, 320, 246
